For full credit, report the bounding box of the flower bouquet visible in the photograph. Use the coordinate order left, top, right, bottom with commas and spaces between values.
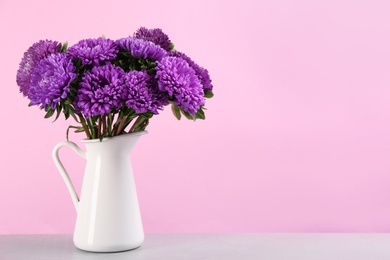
16, 27, 213, 140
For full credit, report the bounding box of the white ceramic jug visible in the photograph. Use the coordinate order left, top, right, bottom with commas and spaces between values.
52, 131, 146, 252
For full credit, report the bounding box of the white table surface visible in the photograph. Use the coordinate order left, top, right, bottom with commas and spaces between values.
1, 233, 390, 260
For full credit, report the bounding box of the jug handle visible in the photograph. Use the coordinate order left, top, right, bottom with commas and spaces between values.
52, 141, 86, 212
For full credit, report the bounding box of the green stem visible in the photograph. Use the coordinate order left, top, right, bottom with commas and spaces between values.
88, 118, 97, 139
78, 114, 91, 139
102, 115, 107, 137
112, 111, 123, 136
107, 114, 113, 136
130, 116, 148, 133
97, 117, 101, 138
116, 115, 128, 136
121, 116, 134, 132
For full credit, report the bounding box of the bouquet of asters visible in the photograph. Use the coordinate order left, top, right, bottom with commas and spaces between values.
16, 27, 213, 140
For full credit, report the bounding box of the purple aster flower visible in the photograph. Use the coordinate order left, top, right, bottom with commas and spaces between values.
16, 40, 61, 97
122, 70, 168, 114
170, 51, 213, 92
155, 56, 205, 115
134, 27, 172, 52
174, 88, 206, 116
67, 38, 118, 66
116, 37, 167, 61
74, 64, 125, 118
29, 53, 77, 110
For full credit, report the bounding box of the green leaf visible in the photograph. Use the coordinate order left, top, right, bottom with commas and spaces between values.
180, 108, 195, 121
195, 107, 206, 120
44, 108, 55, 119
64, 105, 78, 122
171, 104, 181, 120
70, 111, 80, 123
204, 90, 214, 98
53, 105, 62, 122
169, 42, 175, 51
66, 125, 83, 141
63, 106, 70, 120
143, 111, 154, 119
60, 42, 68, 53
123, 107, 136, 117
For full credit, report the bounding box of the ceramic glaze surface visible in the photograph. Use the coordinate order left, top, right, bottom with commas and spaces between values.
52, 132, 147, 252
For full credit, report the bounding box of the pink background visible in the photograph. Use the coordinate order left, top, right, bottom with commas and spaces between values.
1, 0, 390, 234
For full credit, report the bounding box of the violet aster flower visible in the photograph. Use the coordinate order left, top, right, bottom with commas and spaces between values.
170, 51, 213, 92
16, 40, 61, 97
155, 56, 205, 115
75, 64, 125, 118
116, 37, 167, 61
174, 88, 206, 116
134, 27, 172, 52
122, 70, 168, 114
67, 38, 118, 66
29, 53, 77, 110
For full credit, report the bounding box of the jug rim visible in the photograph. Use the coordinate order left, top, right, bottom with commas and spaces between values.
80, 131, 148, 143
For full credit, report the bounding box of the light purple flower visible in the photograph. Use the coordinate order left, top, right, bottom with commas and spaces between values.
170, 51, 213, 92
29, 53, 77, 110
74, 64, 125, 118
116, 37, 167, 61
122, 70, 168, 114
134, 27, 172, 52
16, 40, 61, 97
155, 56, 205, 115
67, 38, 118, 66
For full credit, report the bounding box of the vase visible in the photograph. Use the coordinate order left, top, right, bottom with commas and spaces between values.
52, 131, 147, 252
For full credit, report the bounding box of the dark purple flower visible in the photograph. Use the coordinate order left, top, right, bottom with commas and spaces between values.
67, 38, 118, 66
155, 56, 205, 115
116, 37, 167, 61
170, 51, 213, 92
134, 27, 172, 52
29, 53, 77, 110
122, 70, 168, 114
16, 40, 61, 97
74, 64, 125, 118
